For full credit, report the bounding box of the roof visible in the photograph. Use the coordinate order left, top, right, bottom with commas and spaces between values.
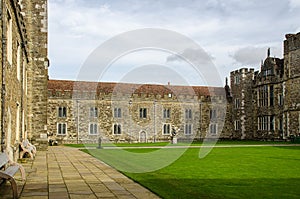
48, 79, 225, 97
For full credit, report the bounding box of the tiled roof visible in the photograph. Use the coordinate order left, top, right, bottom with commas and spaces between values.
48, 79, 225, 97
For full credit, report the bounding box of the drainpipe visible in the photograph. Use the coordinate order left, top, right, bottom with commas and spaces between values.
1, 0, 6, 152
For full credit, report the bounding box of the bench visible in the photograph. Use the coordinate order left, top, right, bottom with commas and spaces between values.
0, 152, 26, 199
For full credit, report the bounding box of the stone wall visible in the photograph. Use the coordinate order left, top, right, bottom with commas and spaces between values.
284, 33, 300, 136
21, 0, 48, 150
230, 68, 255, 139
229, 32, 300, 140
47, 80, 229, 144
0, 0, 30, 161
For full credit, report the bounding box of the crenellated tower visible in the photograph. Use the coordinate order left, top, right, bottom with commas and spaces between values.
230, 68, 255, 139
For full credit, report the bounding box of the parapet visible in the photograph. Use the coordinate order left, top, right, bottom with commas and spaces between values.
284, 32, 300, 54
230, 68, 255, 75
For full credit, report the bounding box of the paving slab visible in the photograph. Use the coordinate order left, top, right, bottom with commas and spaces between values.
0, 146, 160, 199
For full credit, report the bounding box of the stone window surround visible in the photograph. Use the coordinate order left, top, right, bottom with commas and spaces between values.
163, 108, 170, 119
113, 124, 122, 135
185, 109, 192, 120
210, 109, 217, 120
234, 98, 240, 109
209, 123, 217, 135
184, 123, 192, 135
7, 10, 13, 65
114, 108, 122, 118
58, 107, 67, 118
139, 108, 147, 119
89, 123, 98, 135
162, 123, 171, 135
234, 120, 240, 131
57, 123, 67, 135
90, 107, 98, 118
258, 116, 275, 131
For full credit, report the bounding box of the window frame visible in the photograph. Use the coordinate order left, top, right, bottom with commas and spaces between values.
210, 109, 217, 120
90, 107, 98, 118
209, 123, 217, 135
162, 123, 171, 135
114, 108, 122, 118
6, 10, 12, 65
234, 120, 240, 131
163, 108, 170, 119
57, 123, 67, 135
58, 107, 67, 118
89, 123, 98, 135
184, 123, 192, 135
139, 108, 147, 119
113, 124, 122, 135
185, 109, 192, 120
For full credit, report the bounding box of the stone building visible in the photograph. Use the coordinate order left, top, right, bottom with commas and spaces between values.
47, 32, 299, 144
0, 0, 48, 161
230, 32, 300, 140
47, 80, 231, 143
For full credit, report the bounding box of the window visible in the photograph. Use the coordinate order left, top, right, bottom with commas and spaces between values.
279, 118, 283, 131
210, 109, 217, 120
140, 108, 147, 119
270, 116, 275, 131
185, 124, 192, 135
258, 117, 261, 130
234, 75, 240, 84
258, 85, 269, 107
17, 43, 21, 80
114, 108, 122, 118
270, 85, 274, 107
234, 120, 240, 131
263, 85, 268, 107
57, 123, 67, 135
263, 116, 268, 131
90, 107, 98, 118
185, 109, 192, 119
234, 98, 240, 109
113, 124, 121, 135
58, 107, 67, 117
7, 11, 12, 65
163, 124, 171, 135
209, 124, 217, 135
163, 108, 170, 119
89, 123, 98, 135
278, 94, 284, 106
258, 116, 269, 131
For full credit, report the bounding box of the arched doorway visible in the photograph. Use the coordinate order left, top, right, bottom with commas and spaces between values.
139, 131, 147, 143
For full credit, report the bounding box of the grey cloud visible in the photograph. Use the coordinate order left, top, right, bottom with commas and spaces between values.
166, 48, 215, 65
230, 46, 282, 66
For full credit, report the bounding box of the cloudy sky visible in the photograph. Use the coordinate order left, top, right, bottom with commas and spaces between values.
48, 0, 300, 86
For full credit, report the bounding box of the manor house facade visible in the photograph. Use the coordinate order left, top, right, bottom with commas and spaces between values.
0, 0, 49, 161
47, 32, 300, 144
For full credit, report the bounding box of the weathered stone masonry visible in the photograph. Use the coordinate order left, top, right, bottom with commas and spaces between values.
230, 32, 300, 140
0, 0, 48, 161
47, 32, 300, 143
47, 81, 230, 143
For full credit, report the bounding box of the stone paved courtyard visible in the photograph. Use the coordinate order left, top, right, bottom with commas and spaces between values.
0, 146, 159, 199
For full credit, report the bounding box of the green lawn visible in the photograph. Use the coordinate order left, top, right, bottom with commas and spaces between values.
81, 146, 300, 198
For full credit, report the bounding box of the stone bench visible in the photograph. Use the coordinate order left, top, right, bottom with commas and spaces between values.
0, 152, 26, 199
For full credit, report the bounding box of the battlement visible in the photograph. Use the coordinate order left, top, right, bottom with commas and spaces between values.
284, 32, 300, 54
230, 68, 255, 75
